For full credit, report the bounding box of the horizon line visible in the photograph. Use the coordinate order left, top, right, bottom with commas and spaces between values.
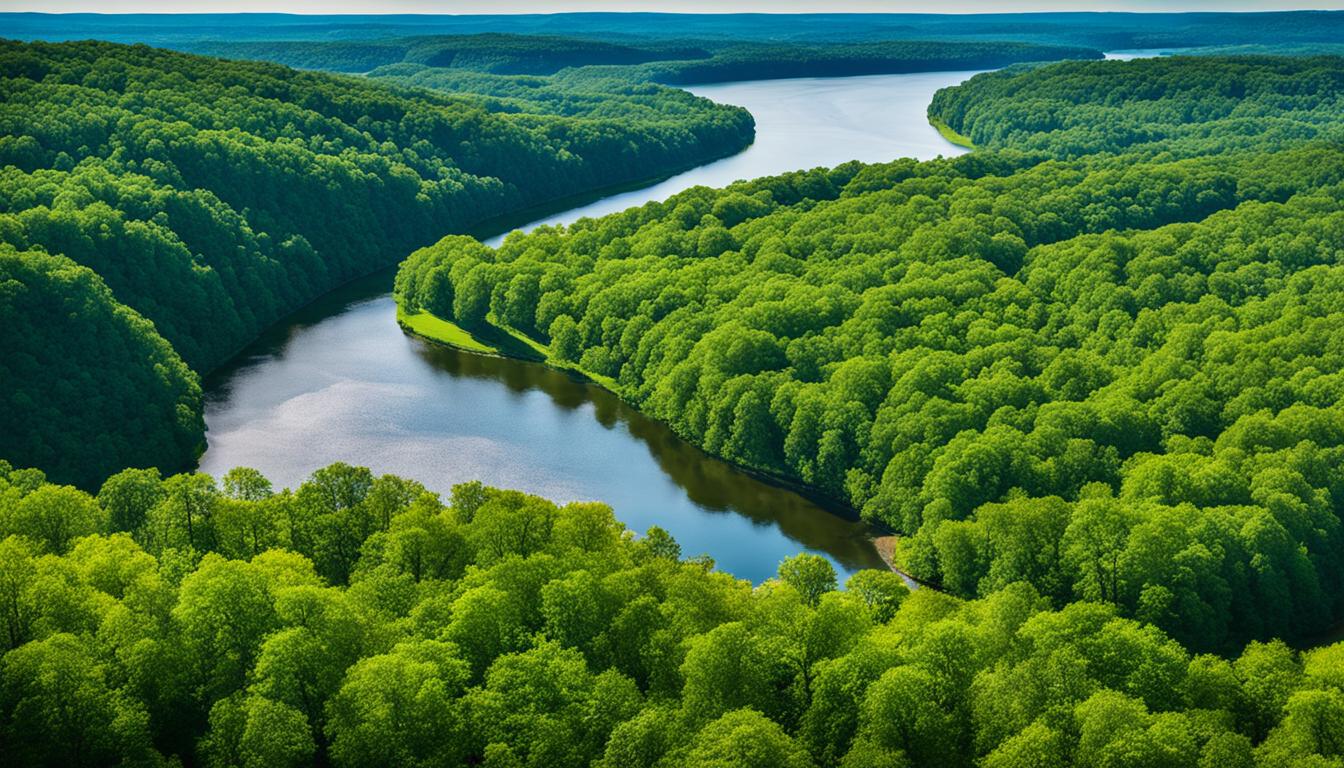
3, 7, 1341, 15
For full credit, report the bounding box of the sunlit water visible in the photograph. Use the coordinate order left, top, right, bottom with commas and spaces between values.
200, 70, 980, 582
483, 71, 978, 244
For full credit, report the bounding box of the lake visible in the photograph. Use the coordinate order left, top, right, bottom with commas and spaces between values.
198, 70, 977, 582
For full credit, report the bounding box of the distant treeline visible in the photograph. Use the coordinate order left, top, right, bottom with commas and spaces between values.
0, 39, 753, 489
184, 34, 711, 75
180, 34, 1101, 83
630, 41, 1102, 85
929, 55, 1344, 157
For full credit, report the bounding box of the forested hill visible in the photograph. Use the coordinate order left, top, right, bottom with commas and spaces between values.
395, 55, 1344, 653
179, 35, 1101, 84
929, 55, 1344, 157
577, 41, 1102, 87
0, 39, 753, 489
185, 34, 712, 75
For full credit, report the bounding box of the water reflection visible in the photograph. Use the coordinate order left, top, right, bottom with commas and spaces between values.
408, 338, 885, 570
201, 267, 886, 581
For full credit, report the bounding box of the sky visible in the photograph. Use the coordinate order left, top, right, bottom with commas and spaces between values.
1, 1, 1341, 13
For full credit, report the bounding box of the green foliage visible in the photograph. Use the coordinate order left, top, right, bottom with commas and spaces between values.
624, 41, 1102, 86
2, 462, 1343, 766
0, 247, 202, 488
0, 38, 753, 488
190, 33, 707, 75
14, 24, 1344, 768
779, 553, 839, 607
929, 55, 1344, 158
0, 633, 156, 767
396, 56, 1344, 651
187, 33, 1099, 85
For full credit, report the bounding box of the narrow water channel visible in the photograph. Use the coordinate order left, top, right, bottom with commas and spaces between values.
199, 70, 977, 582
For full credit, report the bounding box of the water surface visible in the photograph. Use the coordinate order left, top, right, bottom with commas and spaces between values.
484, 71, 977, 244
201, 71, 975, 582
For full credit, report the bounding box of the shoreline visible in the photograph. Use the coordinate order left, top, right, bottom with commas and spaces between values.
396, 307, 911, 577
196, 135, 756, 383
929, 116, 976, 149
871, 535, 931, 590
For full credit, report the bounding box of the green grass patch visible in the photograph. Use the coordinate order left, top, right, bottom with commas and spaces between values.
398, 306, 622, 391
396, 308, 499, 355
930, 117, 976, 149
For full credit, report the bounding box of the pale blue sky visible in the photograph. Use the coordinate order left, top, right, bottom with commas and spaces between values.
2, 1, 1340, 13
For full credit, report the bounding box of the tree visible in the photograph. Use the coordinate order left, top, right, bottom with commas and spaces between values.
600, 706, 685, 768
146, 472, 219, 555
0, 536, 37, 650
1258, 689, 1344, 764
469, 493, 557, 563
676, 708, 812, 768
778, 553, 838, 607
98, 468, 164, 533
383, 501, 469, 583
251, 612, 358, 740
325, 641, 471, 768
173, 554, 279, 704
300, 464, 377, 584
845, 570, 909, 623
983, 721, 1067, 768
1063, 496, 1136, 605
200, 694, 315, 768
222, 468, 274, 502
550, 314, 583, 362
542, 569, 608, 654
0, 633, 154, 767
1235, 640, 1304, 742
445, 585, 527, 678
681, 622, 773, 720
850, 665, 957, 768
7, 485, 105, 553
636, 526, 682, 562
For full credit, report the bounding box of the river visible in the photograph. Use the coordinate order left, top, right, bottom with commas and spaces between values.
198, 70, 977, 582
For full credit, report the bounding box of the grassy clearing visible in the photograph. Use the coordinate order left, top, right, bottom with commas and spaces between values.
930, 117, 976, 149
397, 307, 499, 354
397, 306, 621, 391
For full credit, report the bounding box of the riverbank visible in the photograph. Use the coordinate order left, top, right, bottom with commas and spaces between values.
929, 116, 976, 149
397, 305, 916, 578
871, 536, 932, 590
397, 308, 619, 390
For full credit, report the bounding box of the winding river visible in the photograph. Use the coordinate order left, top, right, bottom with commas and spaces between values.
198, 70, 977, 582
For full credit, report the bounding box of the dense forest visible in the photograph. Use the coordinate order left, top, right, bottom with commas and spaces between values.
929, 55, 1344, 157
0, 246, 203, 486
6, 459, 1344, 768
185, 34, 711, 75
0, 35, 1116, 493
613, 42, 1102, 86
181, 35, 1101, 84
396, 56, 1344, 652
0, 39, 752, 488
12, 15, 1344, 768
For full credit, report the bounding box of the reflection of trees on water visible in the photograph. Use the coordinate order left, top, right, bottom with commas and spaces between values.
409, 335, 887, 572
205, 278, 886, 574
203, 269, 401, 398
